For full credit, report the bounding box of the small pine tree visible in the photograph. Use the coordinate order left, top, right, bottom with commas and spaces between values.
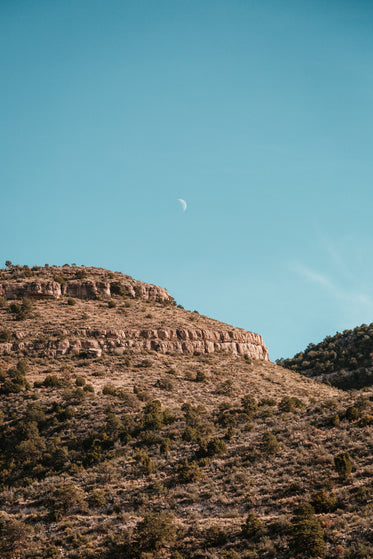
334, 452, 352, 481
289, 503, 325, 557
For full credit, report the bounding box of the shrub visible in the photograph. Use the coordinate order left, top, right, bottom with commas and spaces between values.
142, 400, 164, 430
358, 414, 373, 427
334, 452, 352, 481
108, 300, 117, 308
279, 396, 303, 413
160, 438, 170, 454
89, 489, 106, 509
48, 483, 85, 520
162, 408, 176, 425
310, 489, 337, 513
110, 281, 126, 296
177, 460, 203, 483
139, 359, 152, 368
0, 515, 31, 557
242, 513, 263, 539
0, 360, 29, 394
67, 298, 76, 306
42, 375, 66, 388
206, 437, 227, 457
135, 512, 176, 551
0, 329, 12, 342
102, 384, 117, 396
157, 377, 173, 391
204, 525, 228, 547
134, 449, 156, 475
9, 298, 33, 320
221, 552, 240, 559
261, 432, 279, 454
345, 406, 360, 421
196, 370, 206, 382
75, 376, 86, 387
182, 427, 199, 442
241, 394, 257, 413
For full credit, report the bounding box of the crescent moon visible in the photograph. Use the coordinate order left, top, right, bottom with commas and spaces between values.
178, 198, 187, 211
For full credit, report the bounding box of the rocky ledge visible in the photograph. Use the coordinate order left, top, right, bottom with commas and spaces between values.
0, 327, 269, 360
0, 279, 172, 303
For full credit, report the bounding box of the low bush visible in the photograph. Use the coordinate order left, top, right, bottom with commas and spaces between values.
135, 512, 176, 551
242, 513, 263, 539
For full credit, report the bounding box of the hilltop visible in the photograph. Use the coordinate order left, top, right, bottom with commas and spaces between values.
0, 264, 372, 558
278, 323, 373, 390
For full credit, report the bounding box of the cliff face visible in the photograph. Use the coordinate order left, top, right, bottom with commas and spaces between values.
0, 279, 172, 302
0, 327, 269, 360
0, 266, 269, 361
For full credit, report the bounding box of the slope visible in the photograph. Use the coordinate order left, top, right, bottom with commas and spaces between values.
0, 264, 372, 559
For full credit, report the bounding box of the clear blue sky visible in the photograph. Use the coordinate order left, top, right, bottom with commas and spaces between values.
1, 0, 373, 360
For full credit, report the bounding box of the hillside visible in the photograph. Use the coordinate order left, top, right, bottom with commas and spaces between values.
0, 264, 372, 559
278, 323, 373, 390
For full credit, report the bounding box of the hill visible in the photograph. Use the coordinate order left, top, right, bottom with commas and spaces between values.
278, 323, 373, 390
0, 264, 372, 558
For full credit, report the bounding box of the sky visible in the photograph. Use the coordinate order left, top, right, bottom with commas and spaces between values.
1, 0, 373, 360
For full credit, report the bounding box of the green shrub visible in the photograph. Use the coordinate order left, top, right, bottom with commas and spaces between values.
261, 431, 279, 454
0, 329, 12, 342
135, 512, 176, 551
142, 400, 164, 430
110, 281, 126, 296
102, 384, 117, 396
204, 525, 228, 547
206, 437, 227, 457
9, 298, 33, 320
358, 414, 373, 427
0, 515, 31, 557
162, 408, 176, 425
67, 298, 76, 306
42, 374, 66, 388
48, 482, 85, 520
75, 376, 86, 387
334, 452, 352, 481
0, 360, 29, 394
242, 513, 263, 539
241, 394, 257, 413
345, 406, 360, 421
182, 426, 199, 442
134, 449, 156, 475
89, 489, 106, 509
160, 438, 170, 454
310, 489, 337, 513
196, 370, 206, 382
279, 396, 303, 413
157, 377, 173, 391
177, 460, 203, 483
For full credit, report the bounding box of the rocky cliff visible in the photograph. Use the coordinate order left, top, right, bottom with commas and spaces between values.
0, 265, 269, 361
0, 278, 172, 302
0, 327, 269, 360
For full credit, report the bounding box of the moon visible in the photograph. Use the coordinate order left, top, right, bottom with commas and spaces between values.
178, 198, 187, 211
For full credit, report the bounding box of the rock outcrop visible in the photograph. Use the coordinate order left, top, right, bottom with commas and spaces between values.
0, 327, 269, 360
0, 279, 173, 303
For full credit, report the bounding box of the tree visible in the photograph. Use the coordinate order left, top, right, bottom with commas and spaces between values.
289, 503, 325, 557
334, 452, 352, 481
